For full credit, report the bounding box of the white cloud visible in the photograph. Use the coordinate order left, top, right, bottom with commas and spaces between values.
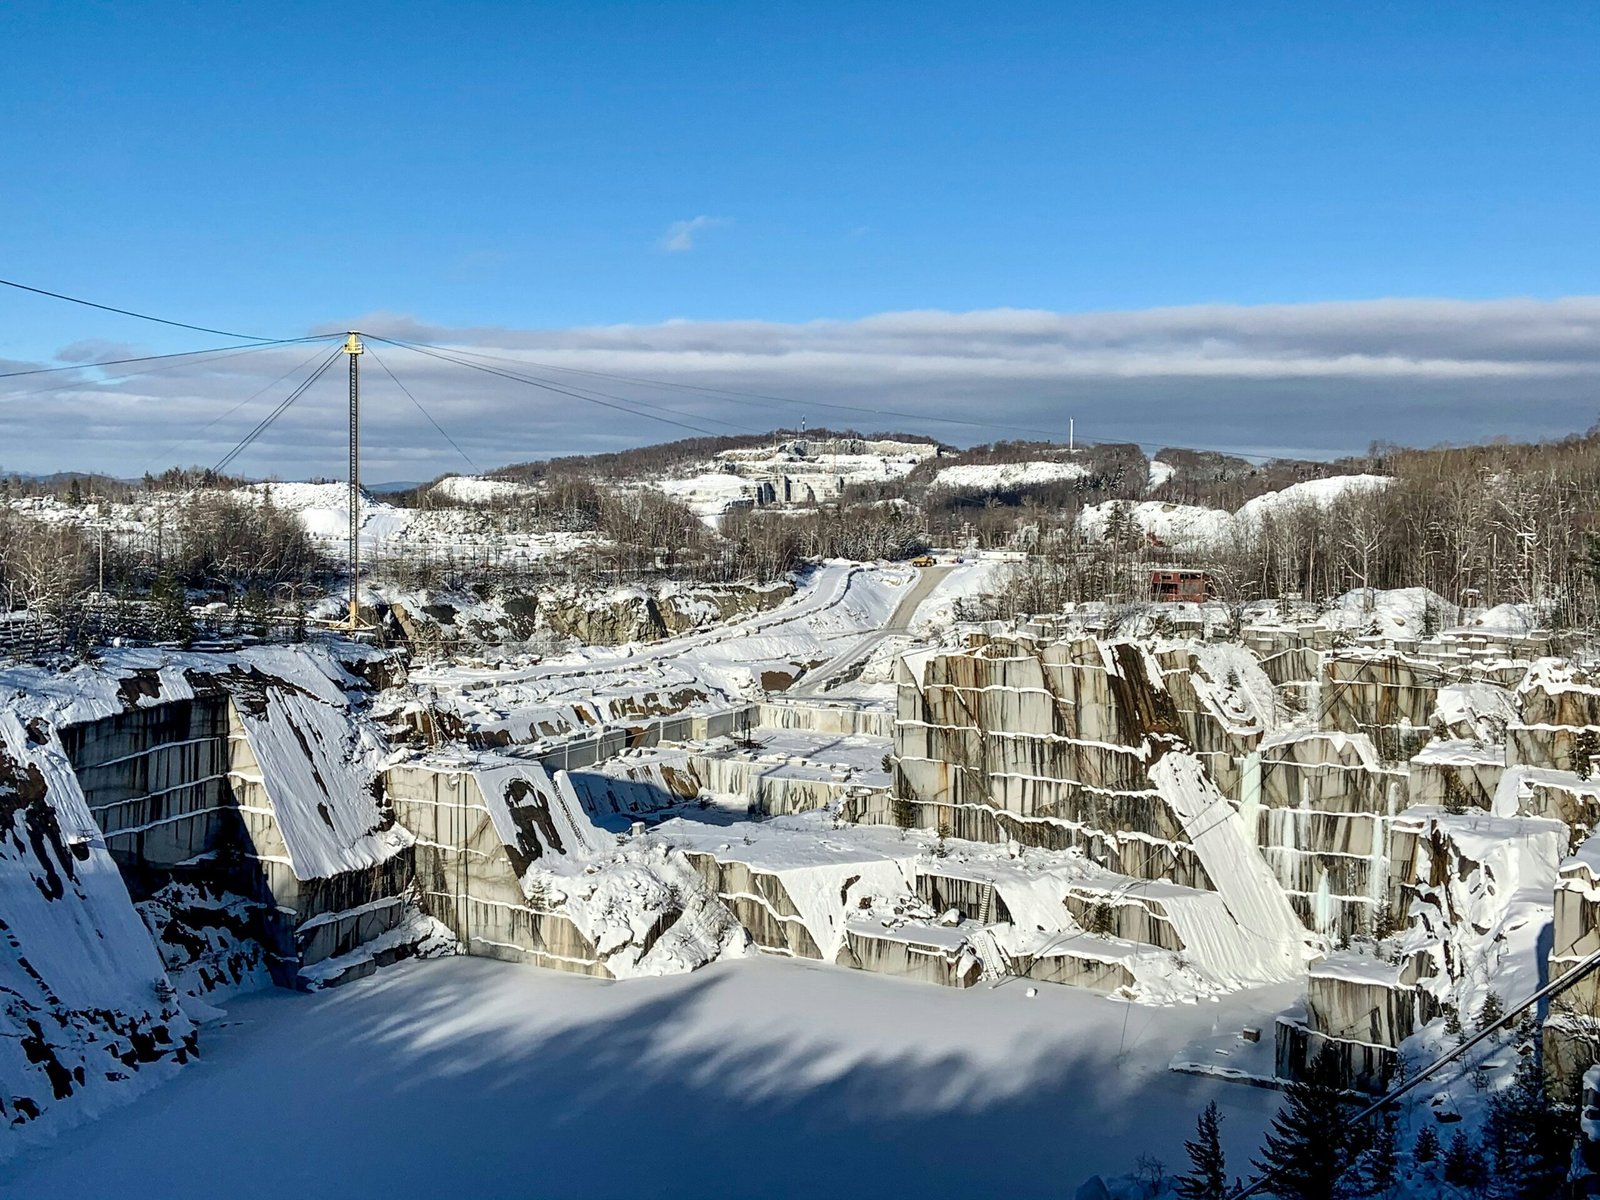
658, 215, 729, 253
5, 297, 1598, 480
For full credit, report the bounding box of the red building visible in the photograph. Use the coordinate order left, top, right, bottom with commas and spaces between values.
1149, 569, 1212, 603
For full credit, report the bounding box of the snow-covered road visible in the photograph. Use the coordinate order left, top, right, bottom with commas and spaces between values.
3, 956, 1293, 1199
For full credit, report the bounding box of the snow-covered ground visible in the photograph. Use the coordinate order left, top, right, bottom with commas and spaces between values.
932, 460, 1087, 492
0, 956, 1289, 1200
1078, 474, 1392, 549
428, 475, 535, 504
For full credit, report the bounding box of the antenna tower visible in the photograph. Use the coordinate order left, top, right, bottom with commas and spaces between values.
343, 332, 363, 626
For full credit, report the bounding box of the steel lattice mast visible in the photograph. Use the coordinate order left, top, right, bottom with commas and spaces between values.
343, 332, 363, 626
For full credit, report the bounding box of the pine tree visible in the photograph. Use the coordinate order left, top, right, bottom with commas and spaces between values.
1575, 727, 1599, 781
1176, 1100, 1227, 1200
1442, 1131, 1485, 1194
1412, 1123, 1439, 1165
1475, 991, 1505, 1034
150, 575, 195, 648
1484, 1051, 1574, 1199
1252, 1052, 1358, 1200
1352, 1104, 1399, 1198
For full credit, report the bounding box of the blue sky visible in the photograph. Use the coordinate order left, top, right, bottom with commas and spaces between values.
1, 2, 1597, 476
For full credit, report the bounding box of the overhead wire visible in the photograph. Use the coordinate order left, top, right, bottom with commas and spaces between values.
214, 345, 345, 474
366, 336, 735, 440
0, 335, 329, 382
0, 275, 278, 341
1227, 939, 1600, 1200
0, 338, 333, 404
364, 343, 479, 472
141, 338, 345, 475
378, 334, 1068, 441
370, 335, 761, 437
377, 334, 1299, 463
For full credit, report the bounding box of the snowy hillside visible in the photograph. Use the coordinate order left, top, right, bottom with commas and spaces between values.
932, 460, 1087, 492
1077, 473, 1392, 548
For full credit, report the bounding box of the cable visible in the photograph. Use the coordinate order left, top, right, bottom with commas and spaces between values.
1227, 939, 1600, 1200
0, 276, 277, 341
214, 346, 344, 474
373, 335, 757, 438
0, 335, 327, 381
379, 339, 800, 438
0, 338, 330, 404
379, 334, 1068, 441
377, 334, 1298, 463
367, 336, 732, 440
364, 344, 479, 471
141, 338, 344, 474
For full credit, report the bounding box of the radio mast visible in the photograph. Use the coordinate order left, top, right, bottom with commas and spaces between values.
343, 332, 363, 626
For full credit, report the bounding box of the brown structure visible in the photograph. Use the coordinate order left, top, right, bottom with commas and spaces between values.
1149, 569, 1212, 603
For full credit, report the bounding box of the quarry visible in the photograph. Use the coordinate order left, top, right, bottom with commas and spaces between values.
4, 443, 1600, 1199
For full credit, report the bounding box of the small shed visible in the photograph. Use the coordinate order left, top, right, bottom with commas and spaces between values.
1149, 569, 1212, 603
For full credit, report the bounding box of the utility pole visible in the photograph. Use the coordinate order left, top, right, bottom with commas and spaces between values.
1069, 417, 1074, 452
343, 332, 363, 626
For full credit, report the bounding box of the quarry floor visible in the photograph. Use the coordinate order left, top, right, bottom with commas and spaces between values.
3, 957, 1295, 1199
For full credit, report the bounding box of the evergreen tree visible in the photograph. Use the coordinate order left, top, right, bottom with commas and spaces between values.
238, 586, 271, 638
1575, 727, 1599, 781
1352, 1104, 1398, 1197
1252, 1052, 1358, 1200
150, 575, 195, 647
1412, 1123, 1439, 1165
1475, 991, 1505, 1034
1176, 1100, 1227, 1200
1484, 1051, 1573, 1199
1441, 1130, 1486, 1195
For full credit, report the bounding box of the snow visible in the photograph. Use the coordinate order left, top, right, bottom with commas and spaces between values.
1145, 459, 1175, 492
1147, 750, 1311, 984
428, 475, 532, 504
1460, 603, 1539, 636
649, 472, 759, 522
231, 678, 412, 880
0, 707, 195, 1157
409, 562, 918, 742
1317, 586, 1454, 638
1232, 474, 1391, 528
1076, 475, 1392, 549
1432, 682, 1518, 742
932, 460, 1088, 492
0, 955, 1290, 1199
1078, 501, 1232, 548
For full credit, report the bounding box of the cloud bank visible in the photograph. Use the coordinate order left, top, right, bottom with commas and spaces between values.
2, 297, 1596, 480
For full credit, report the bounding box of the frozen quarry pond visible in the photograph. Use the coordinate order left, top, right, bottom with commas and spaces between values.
4, 956, 1288, 1199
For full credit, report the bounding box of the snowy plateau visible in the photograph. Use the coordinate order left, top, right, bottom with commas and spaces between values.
2, 437, 1598, 1200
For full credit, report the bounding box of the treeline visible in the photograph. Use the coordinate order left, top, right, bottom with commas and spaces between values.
1210, 433, 1600, 621
0, 492, 323, 621
1149, 1035, 1569, 1200
485, 427, 935, 487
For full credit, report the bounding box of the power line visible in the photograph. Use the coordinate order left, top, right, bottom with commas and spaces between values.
364, 343, 478, 471
0, 335, 327, 382
377, 339, 793, 438
0, 275, 277, 341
